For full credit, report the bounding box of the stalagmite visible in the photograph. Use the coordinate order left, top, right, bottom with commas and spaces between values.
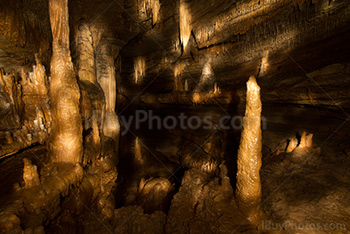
174, 62, 186, 91
48, 0, 83, 163
259, 51, 269, 77
213, 82, 221, 94
236, 76, 263, 224
298, 131, 313, 149
134, 57, 146, 85
179, 0, 192, 50
192, 92, 202, 104
5, 131, 13, 144
21, 55, 48, 96
96, 41, 120, 142
286, 138, 298, 153
22, 158, 40, 189
200, 60, 213, 83
134, 137, 144, 164
184, 79, 189, 91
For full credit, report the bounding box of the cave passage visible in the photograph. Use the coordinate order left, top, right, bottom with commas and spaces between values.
0, 0, 350, 233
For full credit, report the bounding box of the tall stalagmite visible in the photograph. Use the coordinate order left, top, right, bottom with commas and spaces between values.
48, 0, 83, 163
236, 76, 263, 223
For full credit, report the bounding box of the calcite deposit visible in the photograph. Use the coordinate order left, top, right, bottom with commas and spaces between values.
1, 0, 350, 233
48, 0, 83, 164
236, 76, 263, 224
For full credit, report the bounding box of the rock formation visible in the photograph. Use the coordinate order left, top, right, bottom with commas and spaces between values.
236, 76, 263, 224
96, 40, 120, 144
48, 0, 83, 163
0, 0, 350, 233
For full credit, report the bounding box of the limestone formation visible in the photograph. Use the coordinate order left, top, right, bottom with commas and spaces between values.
48, 0, 83, 163
298, 131, 313, 149
0, 0, 350, 233
96, 41, 120, 139
236, 76, 263, 224
179, 0, 192, 50
286, 138, 298, 153
22, 158, 40, 189
134, 57, 146, 85
76, 19, 96, 84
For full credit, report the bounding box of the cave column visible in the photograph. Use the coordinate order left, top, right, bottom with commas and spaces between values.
48, 0, 83, 163
96, 40, 120, 146
236, 76, 263, 223
76, 19, 97, 84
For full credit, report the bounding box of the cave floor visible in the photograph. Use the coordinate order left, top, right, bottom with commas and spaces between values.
0, 104, 350, 233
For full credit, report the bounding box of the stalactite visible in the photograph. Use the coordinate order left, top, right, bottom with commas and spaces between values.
48, 0, 83, 163
0, 62, 51, 160
138, 0, 161, 25
20, 56, 51, 126
151, 0, 161, 25
179, 0, 192, 50
76, 18, 103, 164
0, 71, 21, 129
134, 56, 146, 85
236, 76, 263, 224
96, 41, 120, 142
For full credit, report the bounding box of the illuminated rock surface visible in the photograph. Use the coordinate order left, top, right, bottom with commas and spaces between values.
236, 76, 263, 224
48, 0, 83, 164
0, 0, 350, 233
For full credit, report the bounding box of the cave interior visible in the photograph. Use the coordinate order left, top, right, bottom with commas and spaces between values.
0, 0, 350, 233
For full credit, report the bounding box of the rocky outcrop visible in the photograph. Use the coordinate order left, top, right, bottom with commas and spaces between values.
113, 206, 166, 234
166, 164, 258, 233
0, 59, 51, 160
261, 132, 350, 234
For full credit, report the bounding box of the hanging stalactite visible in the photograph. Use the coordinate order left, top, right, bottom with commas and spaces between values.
96, 40, 120, 146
